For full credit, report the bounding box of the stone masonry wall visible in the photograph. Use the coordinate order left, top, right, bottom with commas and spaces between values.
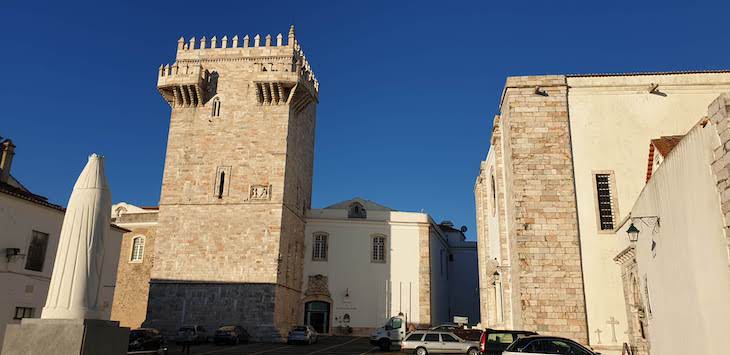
147, 32, 318, 339
500, 75, 588, 343
708, 93, 730, 266
418, 225, 432, 327
110, 222, 157, 329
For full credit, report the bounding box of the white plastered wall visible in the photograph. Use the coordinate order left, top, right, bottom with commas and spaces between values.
615, 121, 730, 355
566, 72, 730, 352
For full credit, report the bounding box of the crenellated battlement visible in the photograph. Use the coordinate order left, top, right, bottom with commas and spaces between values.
169, 25, 318, 94
157, 63, 210, 107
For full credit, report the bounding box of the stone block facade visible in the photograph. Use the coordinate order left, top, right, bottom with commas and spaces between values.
708, 93, 730, 266
143, 27, 318, 340
110, 216, 157, 329
475, 75, 588, 343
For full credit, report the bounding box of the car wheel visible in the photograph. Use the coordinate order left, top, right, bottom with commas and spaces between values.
467, 347, 478, 355
416, 347, 428, 355
378, 338, 391, 352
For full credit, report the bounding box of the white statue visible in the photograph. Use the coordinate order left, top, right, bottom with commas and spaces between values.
42, 154, 110, 320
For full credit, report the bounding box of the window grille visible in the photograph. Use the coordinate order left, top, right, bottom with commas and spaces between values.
372, 235, 386, 262
24, 231, 49, 272
13, 307, 34, 320
312, 234, 328, 261
131, 236, 145, 262
595, 174, 615, 230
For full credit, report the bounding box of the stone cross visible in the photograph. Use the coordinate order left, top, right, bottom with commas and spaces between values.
593, 328, 602, 344
607, 316, 620, 343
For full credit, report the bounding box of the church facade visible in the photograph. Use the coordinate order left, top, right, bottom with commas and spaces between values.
109, 27, 479, 340
474, 72, 730, 354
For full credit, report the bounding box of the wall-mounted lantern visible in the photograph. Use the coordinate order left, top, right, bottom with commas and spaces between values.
625, 216, 660, 243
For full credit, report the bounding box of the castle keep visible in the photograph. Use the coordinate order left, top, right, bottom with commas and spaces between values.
144, 26, 318, 339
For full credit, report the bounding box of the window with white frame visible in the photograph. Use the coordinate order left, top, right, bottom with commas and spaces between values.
312, 233, 328, 261
371, 235, 386, 263
130, 236, 145, 262
594, 172, 618, 231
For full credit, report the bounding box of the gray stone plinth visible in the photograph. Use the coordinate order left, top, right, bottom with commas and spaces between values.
1, 318, 129, 355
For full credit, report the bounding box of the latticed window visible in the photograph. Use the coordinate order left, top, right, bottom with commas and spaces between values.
595, 173, 615, 230
25, 231, 49, 272
312, 233, 328, 261
130, 236, 145, 262
372, 235, 386, 262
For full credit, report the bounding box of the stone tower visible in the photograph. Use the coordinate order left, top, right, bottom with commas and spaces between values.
145, 26, 318, 340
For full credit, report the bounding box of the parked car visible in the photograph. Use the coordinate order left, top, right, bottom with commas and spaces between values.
287, 325, 318, 344
128, 328, 168, 354
214, 325, 249, 345
401, 331, 479, 355
503, 335, 600, 355
175, 325, 208, 345
479, 329, 537, 355
429, 324, 481, 342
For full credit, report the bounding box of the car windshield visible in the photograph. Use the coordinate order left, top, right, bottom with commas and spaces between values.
292, 326, 307, 331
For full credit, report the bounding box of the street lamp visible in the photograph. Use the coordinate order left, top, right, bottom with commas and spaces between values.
626, 223, 640, 243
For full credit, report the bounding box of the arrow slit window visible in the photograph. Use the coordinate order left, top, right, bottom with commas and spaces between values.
593, 171, 619, 232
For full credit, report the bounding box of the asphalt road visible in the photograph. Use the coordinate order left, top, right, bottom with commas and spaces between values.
167, 336, 391, 355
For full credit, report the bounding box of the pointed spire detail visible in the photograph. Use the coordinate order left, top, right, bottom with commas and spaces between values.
200, 36, 207, 49
221, 35, 228, 48
265, 34, 272, 46
232, 35, 239, 47
211, 36, 217, 48
189, 37, 196, 49
177, 36, 185, 50
276, 33, 283, 46
254, 34, 261, 47
243, 34, 250, 47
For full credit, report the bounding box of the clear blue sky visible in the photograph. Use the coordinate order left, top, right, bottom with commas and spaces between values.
1, 1, 725, 239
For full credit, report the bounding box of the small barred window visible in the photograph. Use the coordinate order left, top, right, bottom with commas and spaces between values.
595, 173, 615, 230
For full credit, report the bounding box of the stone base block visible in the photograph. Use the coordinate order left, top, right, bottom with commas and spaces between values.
1, 318, 129, 355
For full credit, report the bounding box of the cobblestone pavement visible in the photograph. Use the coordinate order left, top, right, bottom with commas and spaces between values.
166, 336, 391, 355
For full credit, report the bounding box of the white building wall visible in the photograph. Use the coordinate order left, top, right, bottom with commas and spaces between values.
615, 121, 730, 355
304, 209, 424, 331
0, 193, 123, 345
566, 72, 730, 351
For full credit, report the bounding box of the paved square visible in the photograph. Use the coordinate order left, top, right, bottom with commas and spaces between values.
167, 336, 392, 355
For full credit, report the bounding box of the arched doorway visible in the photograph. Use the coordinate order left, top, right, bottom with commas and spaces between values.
304, 301, 330, 333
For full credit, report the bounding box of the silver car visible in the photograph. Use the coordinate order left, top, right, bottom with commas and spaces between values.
287, 325, 319, 344
401, 331, 479, 355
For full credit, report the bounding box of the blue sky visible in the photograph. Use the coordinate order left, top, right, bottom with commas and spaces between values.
1, 1, 725, 239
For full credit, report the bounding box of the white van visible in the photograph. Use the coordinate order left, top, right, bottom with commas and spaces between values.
370, 314, 407, 351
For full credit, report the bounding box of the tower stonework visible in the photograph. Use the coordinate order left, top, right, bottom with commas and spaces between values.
145, 27, 318, 340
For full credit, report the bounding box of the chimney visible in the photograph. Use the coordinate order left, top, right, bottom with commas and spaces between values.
0, 139, 15, 183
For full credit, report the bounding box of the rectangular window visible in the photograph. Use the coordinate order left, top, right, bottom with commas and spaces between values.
13, 307, 34, 320
372, 236, 386, 263
594, 172, 618, 231
312, 234, 328, 261
25, 231, 49, 272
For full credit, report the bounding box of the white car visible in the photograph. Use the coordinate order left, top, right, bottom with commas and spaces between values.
287, 325, 318, 345
503, 335, 599, 355
401, 331, 479, 355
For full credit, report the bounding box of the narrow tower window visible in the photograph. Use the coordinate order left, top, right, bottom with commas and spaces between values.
490, 173, 497, 216
218, 171, 225, 199
130, 236, 145, 262
211, 98, 221, 117
594, 172, 618, 230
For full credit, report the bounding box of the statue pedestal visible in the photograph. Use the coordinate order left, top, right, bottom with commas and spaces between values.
1, 318, 129, 355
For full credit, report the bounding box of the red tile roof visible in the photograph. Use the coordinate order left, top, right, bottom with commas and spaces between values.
646, 135, 685, 182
